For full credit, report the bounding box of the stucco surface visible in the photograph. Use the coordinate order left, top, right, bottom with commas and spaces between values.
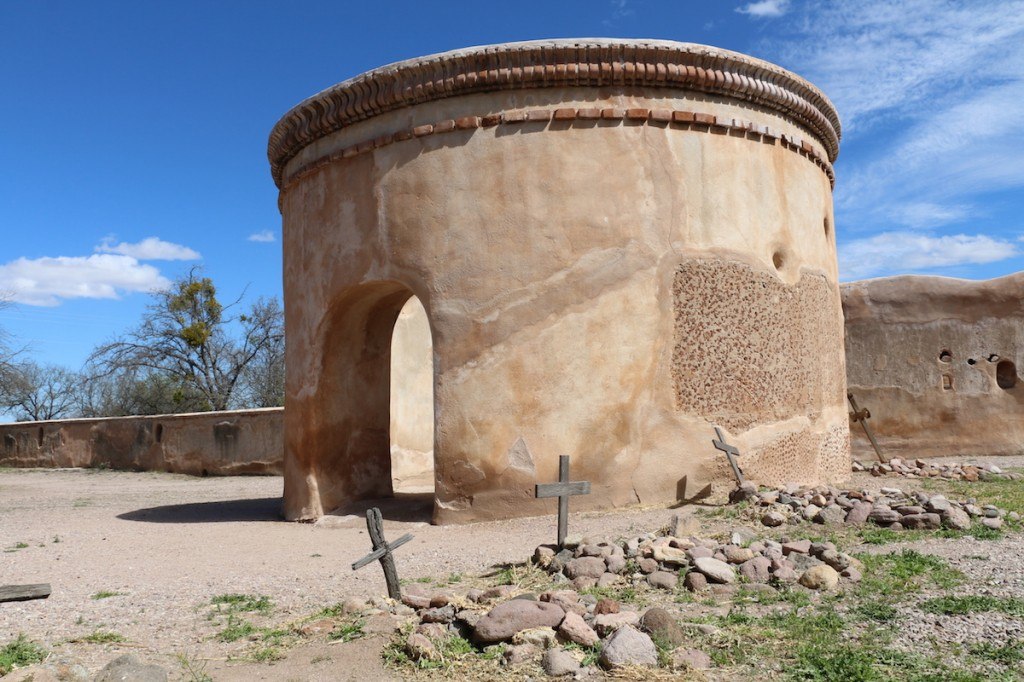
0, 409, 284, 476
272, 39, 848, 523
843, 273, 1024, 459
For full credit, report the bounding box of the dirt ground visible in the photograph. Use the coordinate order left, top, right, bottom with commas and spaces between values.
0, 468, 692, 680
2, 458, 1023, 680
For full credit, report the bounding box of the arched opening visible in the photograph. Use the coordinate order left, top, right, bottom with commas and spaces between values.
939, 350, 952, 363
389, 296, 435, 494
997, 360, 1017, 390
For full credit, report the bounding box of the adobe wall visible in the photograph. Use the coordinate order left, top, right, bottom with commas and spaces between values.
843, 274, 1024, 459
0, 408, 284, 476
269, 39, 849, 524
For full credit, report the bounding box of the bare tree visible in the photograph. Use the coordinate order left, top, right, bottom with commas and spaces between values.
0, 295, 26, 402
238, 297, 285, 408
1, 361, 81, 422
76, 368, 210, 417
88, 270, 284, 412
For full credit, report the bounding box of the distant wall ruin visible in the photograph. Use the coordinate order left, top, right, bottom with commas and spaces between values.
0, 408, 284, 476
843, 273, 1024, 459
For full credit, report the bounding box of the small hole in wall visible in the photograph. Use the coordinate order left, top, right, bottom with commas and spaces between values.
989, 354, 1000, 363
37, 427, 44, 448
154, 423, 163, 443
967, 358, 977, 366
942, 374, 953, 391
939, 350, 952, 363
997, 360, 1017, 389
772, 251, 784, 269
823, 217, 831, 238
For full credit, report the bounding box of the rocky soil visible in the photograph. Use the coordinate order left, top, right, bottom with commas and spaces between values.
2, 456, 1024, 680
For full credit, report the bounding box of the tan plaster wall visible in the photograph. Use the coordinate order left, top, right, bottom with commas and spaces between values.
0, 409, 284, 476
843, 274, 1024, 459
278, 84, 848, 523
390, 296, 435, 492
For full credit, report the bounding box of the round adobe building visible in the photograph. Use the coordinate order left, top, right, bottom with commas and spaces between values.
269, 39, 848, 523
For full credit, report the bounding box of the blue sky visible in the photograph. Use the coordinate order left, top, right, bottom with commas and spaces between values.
2, 0, 1023, 371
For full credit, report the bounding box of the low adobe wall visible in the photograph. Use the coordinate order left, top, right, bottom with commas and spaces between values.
0, 408, 284, 476
843, 273, 1024, 459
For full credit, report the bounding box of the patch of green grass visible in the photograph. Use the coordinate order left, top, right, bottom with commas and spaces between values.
210, 593, 272, 614
71, 497, 92, 507
945, 477, 1024, 516
249, 645, 284, 662
920, 595, 1024, 617
857, 549, 963, 596
579, 583, 649, 607
313, 603, 347, 619
217, 615, 257, 642
327, 619, 365, 643
91, 590, 122, 600
175, 652, 213, 682
77, 630, 126, 644
791, 642, 879, 681
967, 641, 1024, 666
383, 632, 478, 672
854, 601, 898, 623
0, 634, 47, 675
3, 541, 29, 553
445, 573, 463, 584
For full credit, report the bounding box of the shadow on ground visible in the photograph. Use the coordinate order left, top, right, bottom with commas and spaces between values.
117, 497, 283, 523
323, 492, 435, 524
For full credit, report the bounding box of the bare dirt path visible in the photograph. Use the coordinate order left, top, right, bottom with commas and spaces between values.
0, 468, 682, 679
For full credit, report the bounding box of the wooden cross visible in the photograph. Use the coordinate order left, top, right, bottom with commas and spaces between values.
848, 392, 885, 463
535, 455, 591, 548
0, 584, 50, 603
712, 426, 744, 485
351, 507, 413, 600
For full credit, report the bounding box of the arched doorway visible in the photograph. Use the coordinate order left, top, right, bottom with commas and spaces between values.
390, 296, 435, 493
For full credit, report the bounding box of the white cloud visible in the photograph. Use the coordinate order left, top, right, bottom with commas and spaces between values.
247, 230, 276, 243
96, 236, 200, 260
0, 254, 171, 306
736, 0, 789, 18
839, 231, 1018, 280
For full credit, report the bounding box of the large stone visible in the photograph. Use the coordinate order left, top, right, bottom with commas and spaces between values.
94, 656, 167, 682
845, 501, 873, 525
815, 504, 846, 525
868, 508, 901, 525
639, 607, 685, 647
722, 546, 755, 564
652, 545, 689, 566
693, 557, 736, 584
599, 626, 659, 670
592, 610, 640, 637
739, 556, 772, 583
942, 507, 972, 531
761, 510, 786, 527
405, 633, 439, 662
672, 647, 713, 670
901, 513, 941, 530
565, 557, 607, 580
798, 565, 840, 590
557, 611, 599, 647
683, 571, 708, 592
542, 648, 581, 677
473, 600, 565, 643
647, 571, 678, 591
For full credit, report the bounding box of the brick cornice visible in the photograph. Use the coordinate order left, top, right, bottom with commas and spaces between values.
268, 39, 842, 188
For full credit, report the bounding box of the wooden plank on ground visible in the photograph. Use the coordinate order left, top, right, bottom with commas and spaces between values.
0, 583, 51, 602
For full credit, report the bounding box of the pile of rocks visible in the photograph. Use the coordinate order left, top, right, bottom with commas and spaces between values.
738, 482, 1017, 531
532, 523, 861, 595
854, 458, 1020, 482
398, 581, 711, 674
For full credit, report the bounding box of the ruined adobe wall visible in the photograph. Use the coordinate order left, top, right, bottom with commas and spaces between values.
0, 408, 284, 476
271, 39, 849, 524
843, 274, 1024, 459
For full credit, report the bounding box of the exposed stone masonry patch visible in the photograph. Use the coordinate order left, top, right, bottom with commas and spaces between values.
278, 106, 836, 199
671, 260, 845, 433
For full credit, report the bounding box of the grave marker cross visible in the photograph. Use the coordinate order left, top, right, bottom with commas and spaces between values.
351, 507, 413, 599
848, 392, 886, 463
712, 426, 745, 485
535, 455, 591, 548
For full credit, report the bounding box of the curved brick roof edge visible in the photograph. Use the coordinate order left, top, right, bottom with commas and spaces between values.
267, 38, 842, 188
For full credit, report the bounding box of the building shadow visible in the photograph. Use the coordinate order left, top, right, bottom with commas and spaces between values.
325, 492, 434, 524
117, 497, 283, 523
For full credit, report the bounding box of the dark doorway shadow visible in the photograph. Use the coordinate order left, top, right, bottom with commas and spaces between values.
326, 492, 434, 524
117, 497, 283, 523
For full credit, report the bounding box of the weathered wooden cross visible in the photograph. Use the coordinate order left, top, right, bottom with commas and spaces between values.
351, 507, 413, 600
712, 426, 745, 485
847, 392, 886, 463
535, 455, 591, 548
